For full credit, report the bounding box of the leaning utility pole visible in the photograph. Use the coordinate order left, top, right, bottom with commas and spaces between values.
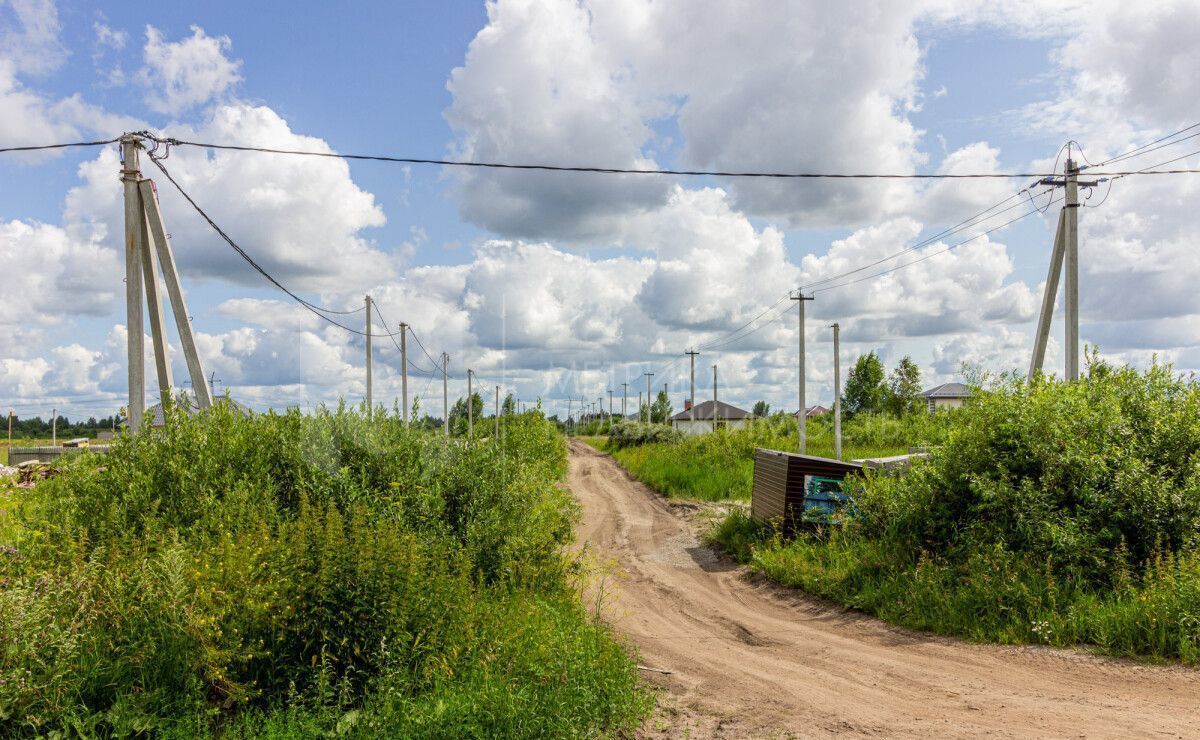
365, 295, 373, 417
467, 368, 474, 437
831, 322, 842, 460
712, 364, 718, 433
121, 135, 211, 433
791, 291, 814, 454
1029, 150, 1096, 381
399, 323, 409, 424
643, 372, 654, 422
441, 352, 449, 437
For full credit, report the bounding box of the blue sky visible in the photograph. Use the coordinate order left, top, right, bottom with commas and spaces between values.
3, 0, 1199, 422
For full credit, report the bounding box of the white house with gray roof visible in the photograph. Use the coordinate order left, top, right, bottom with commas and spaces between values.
670, 400, 753, 435
921, 382, 972, 413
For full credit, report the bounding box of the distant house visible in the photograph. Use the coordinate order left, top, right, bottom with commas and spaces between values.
670, 400, 753, 435
793, 405, 830, 419
921, 382, 972, 413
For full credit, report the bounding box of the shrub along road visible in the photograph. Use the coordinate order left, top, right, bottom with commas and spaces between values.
567, 440, 1200, 738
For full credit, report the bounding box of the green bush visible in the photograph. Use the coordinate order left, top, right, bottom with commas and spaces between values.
0, 401, 649, 736
607, 413, 945, 501
716, 360, 1200, 663
606, 420, 683, 449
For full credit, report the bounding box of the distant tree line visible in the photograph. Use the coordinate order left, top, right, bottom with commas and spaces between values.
4, 414, 124, 439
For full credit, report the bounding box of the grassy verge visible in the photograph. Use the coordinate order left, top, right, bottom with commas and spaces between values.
709, 361, 1200, 665
599, 415, 936, 501
0, 403, 651, 736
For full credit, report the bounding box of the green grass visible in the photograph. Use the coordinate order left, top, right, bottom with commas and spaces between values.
599, 415, 934, 501
0, 403, 651, 737
707, 361, 1200, 665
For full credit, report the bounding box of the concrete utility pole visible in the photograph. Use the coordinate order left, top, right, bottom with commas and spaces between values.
1029, 209, 1066, 380
467, 368, 474, 437
442, 352, 449, 437
1064, 158, 1080, 381
567, 397, 574, 435
831, 322, 842, 460
607, 389, 614, 431
364, 295, 373, 417
495, 386, 500, 438
638, 391, 643, 422
791, 291, 814, 454
621, 383, 629, 419
643, 372, 654, 422
1028, 150, 1096, 381
712, 365, 718, 433
122, 136, 212, 434
51, 408, 56, 446
140, 178, 210, 411
122, 137, 145, 434
399, 323, 408, 424
686, 350, 699, 425
7, 410, 12, 450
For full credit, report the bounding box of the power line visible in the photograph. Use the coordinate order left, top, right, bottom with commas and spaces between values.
147, 156, 394, 334
136, 133, 1200, 180
813, 192, 1065, 294
0, 137, 121, 154
1091, 121, 1200, 168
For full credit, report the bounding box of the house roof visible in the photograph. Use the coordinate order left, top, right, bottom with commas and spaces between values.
921, 382, 972, 399
792, 405, 830, 417
670, 399, 752, 421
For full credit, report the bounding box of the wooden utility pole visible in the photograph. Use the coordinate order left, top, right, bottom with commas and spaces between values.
832, 323, 842, 460
122, 136, 145, 434
442, 352, 449, 437
467, 368, 474, 437
791, 291, 814, 454
364, 295, 373, 416
399, 323, 408, 424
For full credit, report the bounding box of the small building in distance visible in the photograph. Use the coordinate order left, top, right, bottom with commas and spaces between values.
793, 405, 830, 419
921, 382, 972, 413
670, 399, 753, 435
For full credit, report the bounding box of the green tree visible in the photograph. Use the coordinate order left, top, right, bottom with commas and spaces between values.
886, 355, 923, 415
752, 400, 770, 418
449, 392, 485, 435
502, 393, 516, 415
842, 351, 887, 417
649, 391, 673, 424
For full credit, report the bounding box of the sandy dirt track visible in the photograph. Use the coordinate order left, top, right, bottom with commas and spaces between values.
566, 440, 1200, 738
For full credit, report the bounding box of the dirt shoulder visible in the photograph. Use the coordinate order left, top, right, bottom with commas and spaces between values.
567, 439, 1200, 739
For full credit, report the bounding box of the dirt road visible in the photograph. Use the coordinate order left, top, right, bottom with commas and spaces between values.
567, 440, 1200, 738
